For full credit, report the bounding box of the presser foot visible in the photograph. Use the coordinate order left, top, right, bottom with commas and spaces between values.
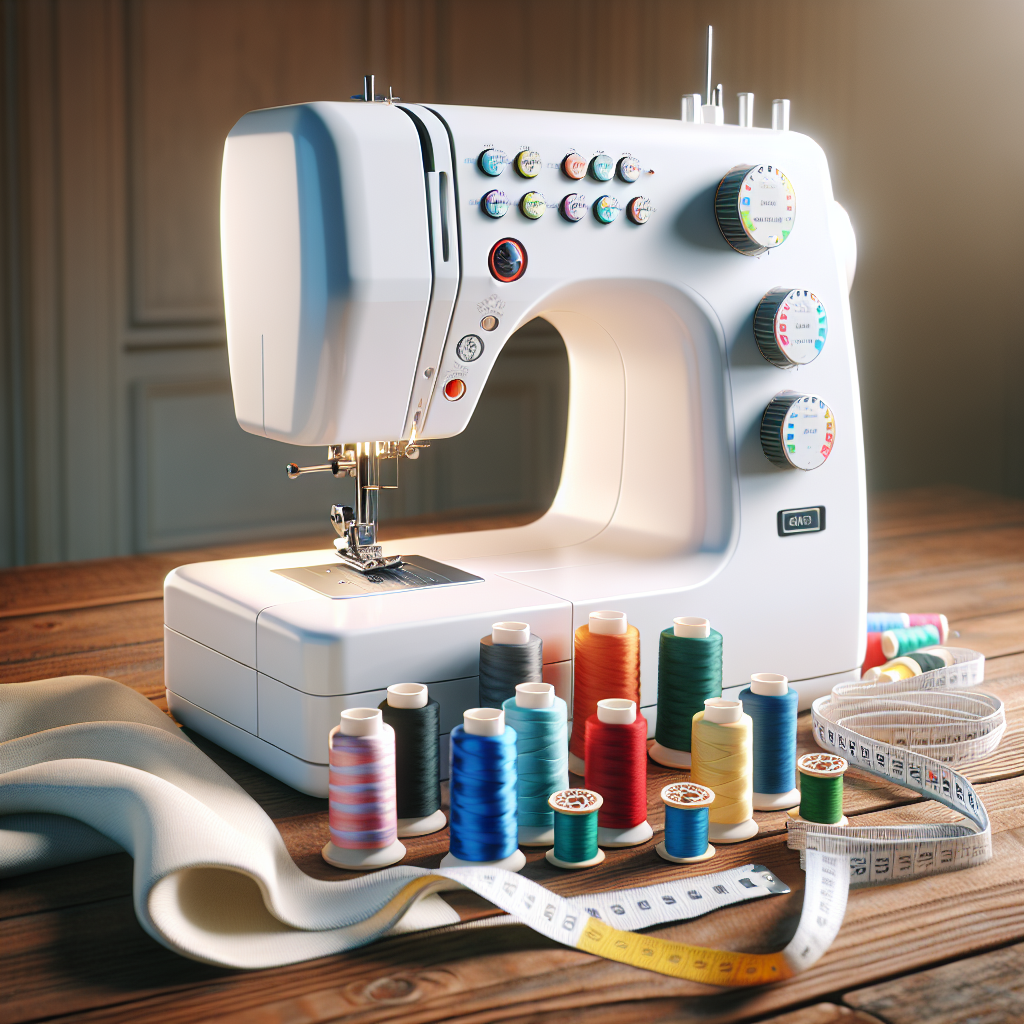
333, 542, 404, 574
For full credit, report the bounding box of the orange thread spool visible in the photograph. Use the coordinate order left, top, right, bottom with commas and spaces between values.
569, 610, 641, 764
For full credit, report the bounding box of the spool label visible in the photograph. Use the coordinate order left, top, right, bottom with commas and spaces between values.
777, 506, 825, 536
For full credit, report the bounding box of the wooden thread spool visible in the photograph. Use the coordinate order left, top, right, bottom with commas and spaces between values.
656, 782, 716, 864
545, 788, 606, 870
790, 752, 849, 826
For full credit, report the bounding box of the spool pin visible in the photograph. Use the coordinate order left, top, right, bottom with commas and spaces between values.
546, 788, 606, 870
789, 752, 849, 826
656, 782, 716, 864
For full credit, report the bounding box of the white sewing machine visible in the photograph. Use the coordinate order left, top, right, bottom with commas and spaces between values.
164, 77, 866, 797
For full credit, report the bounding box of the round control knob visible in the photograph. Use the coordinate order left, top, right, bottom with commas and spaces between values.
715, 163, 796, 255
760, 392, 836, 470
481, 190, 511, 218
443, 378, 466, 401
514, 150, 542, 178
562, 153, 587, 180
754, 288, 828, 367
589, 153, 614, 181
626, 196, 652, 224
617, 156, 641, 183
478, 149, 507, 176
519, 191, 546, 220
559, 193, 588, 222
488, 238, 527, 282
593, 195, 620, 224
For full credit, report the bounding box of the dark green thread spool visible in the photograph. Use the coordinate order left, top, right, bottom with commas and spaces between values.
793, 753, 848, 825
545, 789, 605, 870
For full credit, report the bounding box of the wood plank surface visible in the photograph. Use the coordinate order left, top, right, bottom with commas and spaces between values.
0, 489, 1022, 1024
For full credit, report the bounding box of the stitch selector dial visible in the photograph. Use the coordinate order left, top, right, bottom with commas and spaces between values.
754, 288, 828, 366
761, 392, 836, 470
716, 164, 796, 255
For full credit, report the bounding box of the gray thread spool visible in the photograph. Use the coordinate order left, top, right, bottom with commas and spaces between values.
479, 621, 543, 708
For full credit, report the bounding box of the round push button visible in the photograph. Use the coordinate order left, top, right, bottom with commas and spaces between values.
519, 191, 546, 220
481, 190, 511, 218
593, 195, 620, 223
760, 392, 836, 470
617, 156, 641, 183
559, 193, 588, 222
514, 150, 542, 178
715, 163, 796, 255
754, 288, 828, 367
562, 153, 587, 180
478, 149, 508, 176
589, 153, 614, 181
456, 335, 484, 362
443, 378, 466, 401
488, 238, 527, 282
626, 196, 652, 224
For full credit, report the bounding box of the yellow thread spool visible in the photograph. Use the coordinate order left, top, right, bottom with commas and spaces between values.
690, 697, 758, 843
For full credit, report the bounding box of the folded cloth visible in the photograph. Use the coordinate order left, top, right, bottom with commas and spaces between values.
0, 676, 460, 969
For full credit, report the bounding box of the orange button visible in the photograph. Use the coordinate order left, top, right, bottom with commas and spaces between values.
443, 378, 466, 401
562, 153, 587, 180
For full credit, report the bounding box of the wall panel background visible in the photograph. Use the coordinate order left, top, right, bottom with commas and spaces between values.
1, 0, 1021, 566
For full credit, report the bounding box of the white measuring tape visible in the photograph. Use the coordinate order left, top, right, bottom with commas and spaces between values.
396, 646, 1000, 986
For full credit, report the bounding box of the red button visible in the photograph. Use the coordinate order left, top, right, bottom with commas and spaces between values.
443, 378, 466, 401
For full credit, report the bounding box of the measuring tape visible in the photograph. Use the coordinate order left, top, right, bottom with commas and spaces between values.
389, 647, 1000, 986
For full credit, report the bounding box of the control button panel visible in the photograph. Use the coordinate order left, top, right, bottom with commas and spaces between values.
589, 153, 614, 181
478, 149, 508, 176
715, 163, 796, 255
443, 378, 467, 401
593, 195, 620, 223
626, 196, 652, 224
559, 193, 588, 222
755, 288, 828, 367
519, 191, 546, 220
761, 392, 836, 470
481, 189, 511, 218
617, 156, 641, 183
562, 153, 588, 180
514, 150, 542, 178
488, 238, 527, 282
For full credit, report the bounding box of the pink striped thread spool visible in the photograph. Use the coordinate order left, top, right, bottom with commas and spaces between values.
322, 707, 407, 870
907, 613, 949, 644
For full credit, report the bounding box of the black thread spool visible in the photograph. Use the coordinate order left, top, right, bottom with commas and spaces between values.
378, 683, 446, 837
478, 621, 544, 708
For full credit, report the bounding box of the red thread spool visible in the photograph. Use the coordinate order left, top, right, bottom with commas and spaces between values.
570, 610, 640, 767
585, 700, 649, 833
862, 632, 886, 674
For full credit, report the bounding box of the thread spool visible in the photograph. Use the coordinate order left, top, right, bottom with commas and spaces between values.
862, 648, 953, 681
656, 782, 716, 864
478, 621, 544, 709
907, 613, 949, 643
503, 682, 569, 846
584, 698, 654, 847
545, 789, 606, 869
790, 752, 848, 826
863, 632, 887, 674
378, 683, 446, 837
881, 624, 941, 659
649, 616, 723, 769
866, 612, 909, 632
739, 674, 801, 811
569, 610, 640, 775
690, 698, 758, 843
441, 708, 526, 872
323, 708, 407, 870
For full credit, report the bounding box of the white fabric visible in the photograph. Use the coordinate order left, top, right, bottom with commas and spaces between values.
0, 676, 460, 969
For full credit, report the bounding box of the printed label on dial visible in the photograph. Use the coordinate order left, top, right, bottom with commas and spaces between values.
781, 395, 835, 470
562, 153, 588, 180
775, 290, 827, 364
627, 196, 652, 224
738, 165, 796, 248
593, 195, 620, 223
520, 192, 546, 220
482, 190, 511, 218
590, 153, 614, 181
479, 149, 508, 176
515, 150, 542, 178
560, 193, 588, 221
617, 156, 641, 183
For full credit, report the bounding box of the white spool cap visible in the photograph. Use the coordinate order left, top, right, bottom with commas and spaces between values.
703, 698, 743, 724
386, 683, 428, 709
597, 698, 636, 724
339, 707, 383, 736
464, 708, 505, 736
589, 610, 627, 635
516, 682, 554, 709
750, 673, 788, 696
674, 616, 710, 638
492, 621, 530, 645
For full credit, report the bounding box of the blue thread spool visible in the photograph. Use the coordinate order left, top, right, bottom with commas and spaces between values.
503, 682, 569, 847
656, 782, 716, 864
545, 789, 605, 870
441, 708, 526, 872
866, 612, 909, 632
740, 674, 801, 811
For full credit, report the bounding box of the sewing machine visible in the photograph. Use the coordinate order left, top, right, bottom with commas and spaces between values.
164, 79, 865, 797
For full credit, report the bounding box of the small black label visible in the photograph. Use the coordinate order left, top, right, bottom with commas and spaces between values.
778, 506, 825, 536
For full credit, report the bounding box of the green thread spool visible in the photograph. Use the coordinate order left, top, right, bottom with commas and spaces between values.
650, 616, 723, 769
790, 753, 848, 825
881, 624, 940, 660
545, 789, 605, 870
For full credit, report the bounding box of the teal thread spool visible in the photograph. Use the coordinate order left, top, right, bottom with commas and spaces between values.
790, 753, 848, 826
649, 616, 723, 769
545, 789, 605, 870
881, 624, 940, 660
656, 782, 716, 864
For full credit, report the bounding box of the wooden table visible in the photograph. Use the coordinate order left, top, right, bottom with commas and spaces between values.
2, 488, 1023, 1024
